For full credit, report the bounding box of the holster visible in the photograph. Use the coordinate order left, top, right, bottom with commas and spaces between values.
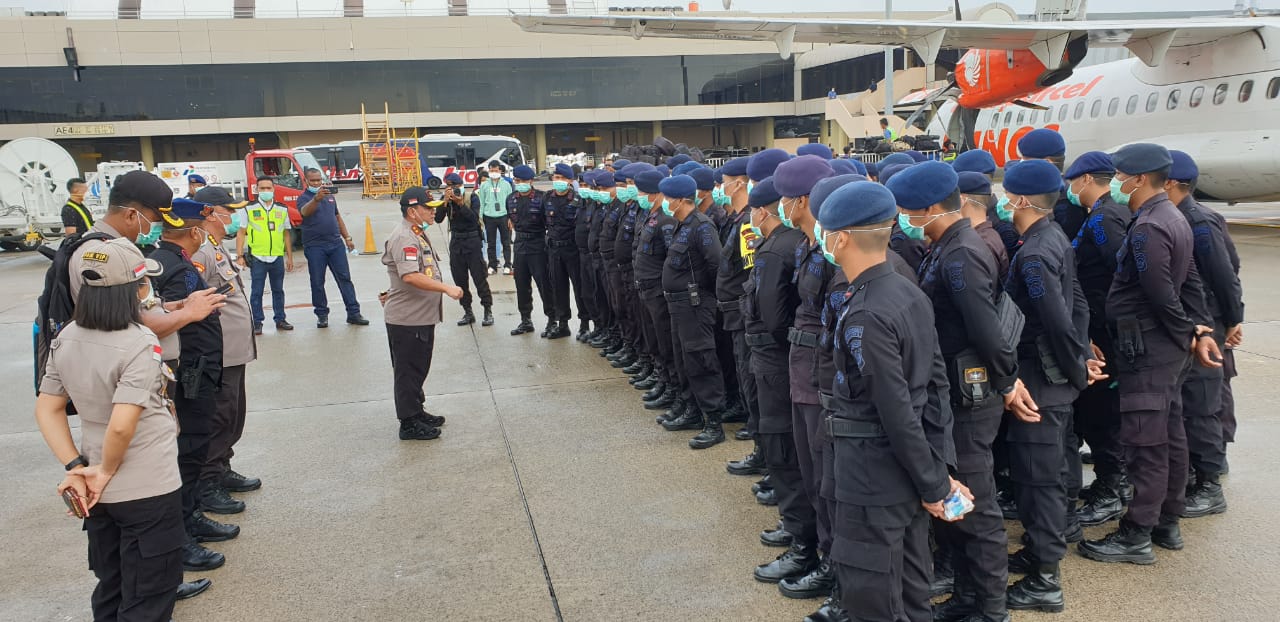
949, 348, 993, 407
1035, 335, 1069, 385
1112, 317, 1148, 364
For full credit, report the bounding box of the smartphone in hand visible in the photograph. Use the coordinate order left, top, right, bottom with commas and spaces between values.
62, 489, 87, 519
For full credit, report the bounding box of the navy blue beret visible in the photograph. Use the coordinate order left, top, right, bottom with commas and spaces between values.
887, 161, 959, 211
553, 163, 574, 179
747, 148, 791, 182
774, 155, 836, 198
747, 177, 782, 208
614, 169, 630, 183
952, 150, 997, 175
877, 163, 912, 186
168, 197, 211, 221
849, 159, 868, 175
1112, 143, 1173, 175
1063, 151, 1114, 180
187, 174, 206, 185
879, 152, 915, 169
720, 156, 750, 177
957, 171, 992, 195
797, 143, 833, 159
666, 154, 692, 167
809, 174, 866, 219
659, 174, 696, 199
634, 170, 664, 194
444, 172, 463, 184
1003, 159, 1063, 195
1169, 150, 1198, 182
688, 167, 715, 191
612, 158, 632, 169
1018, 128, 1066, 158
829, 159, 859, 175
656, 164, 671, 177
595, 172, 616, 189
713, 169, 723, 184
512, 165, 535, 180
1003, 160, 1021, 174
819, 181, 899, 229
864, 161, 879, 177
672, 161, 704, 176
904, 150, 927, 163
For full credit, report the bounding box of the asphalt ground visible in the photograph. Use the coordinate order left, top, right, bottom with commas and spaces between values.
2, 194, 1279, 621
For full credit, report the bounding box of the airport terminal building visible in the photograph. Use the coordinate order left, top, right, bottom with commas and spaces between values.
0, 1, 959, 172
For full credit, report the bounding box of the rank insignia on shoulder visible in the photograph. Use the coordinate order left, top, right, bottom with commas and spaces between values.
964, 367, 989, 384
193, 261, 206, 273
403, 246, 419, 261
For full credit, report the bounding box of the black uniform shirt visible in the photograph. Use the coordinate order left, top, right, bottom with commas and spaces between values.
614, 200, 642, 266
61, 199, 94, 231
974, 220, 1010, 283
715, 209, 754, 331
793, 237, 838, 402
507, 190, 548, 251
747, 228, 805, 349
1176, 195, 1244, 328
1004, 217, 1091, 405
588, 198, 607, 256
917, 220, 1019, 393
148, 241, 223, 368
988, 206, 1021, 257
890, 220, 927, 273
435, 192, 483, 236
599, 199, 622, 262
1106, 193, 1211, 358
1072, 195, 1131, 342
831, 261, 954, 507
634, 208, 677, 284
1053, 191, 1087, 240
662, 210, 722, 293
575, 198, 596, 250
545, 189, 579, 244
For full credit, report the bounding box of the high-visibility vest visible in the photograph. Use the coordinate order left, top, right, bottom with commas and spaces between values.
65, 200, 93, 229
244, 204, 287, 257
884, 127, 899, 141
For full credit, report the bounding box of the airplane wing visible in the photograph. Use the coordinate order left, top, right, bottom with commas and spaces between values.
510, 14, 1264, 68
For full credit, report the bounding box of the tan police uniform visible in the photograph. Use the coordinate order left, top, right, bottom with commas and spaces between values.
191, 235, 257, 483
382, 219, 444, 422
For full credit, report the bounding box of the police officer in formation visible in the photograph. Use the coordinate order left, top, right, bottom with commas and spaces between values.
434, 172, 494, 327
584, 171, 616, 347
574, 168, 602, 341
507, 165, 556, 336
546, 163, 584, 339
632, 169, 679, 411
717, 156, 763, 455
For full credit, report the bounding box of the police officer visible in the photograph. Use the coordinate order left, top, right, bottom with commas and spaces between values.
384, 187, 465, 440
507, 166, 555, 336
878, 161, 927, 273
613, 165, 649, 373
888, 162, 1021, 622
953, 149, 1019, 256
632, 169, 680, 410
585, 171, 618, 347
1061, 152, 1134, 527
1078, 144, 1221, 564
574, 170, 602, 341
659, 175, 728, 449
434, 172, 494, 327
819, 180, 963, 622
547, 163, 584, 339
597, 168, 628, 356
957, 171, 1010, 281
999, 160, 1096, 612
190, 187, 261, 514
1166, 150, 1243, 519
716, 157, 764, 450
743, 177, 818, 585
148, 198, 236, 574
1015, 129, 1079, 238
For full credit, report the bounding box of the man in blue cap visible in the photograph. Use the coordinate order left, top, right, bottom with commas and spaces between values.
998, 159, 1096, 612
612, 165, 650, 375
435, 171, 493, 326
1016, 128, 1080, 239
957, 171, 1009, 281
586, 172, 619, 350
817, 180, 962, 622
952, 150, 998, 177
740, 176, 813, 579
596, 167, 629, 356
688, 166, 745, 424
659, 174, 728, 450
546, 163, 585, 339
888, 161, 1024, 622
632, 170, 681, 414
1080, 143, 1220, 566
1060, 151, 1133, 527
573, 170, 602, 342
186, 174, 206, 200
716, 155, 765, 449
506, 165, 555, 335
1164, 151, 1243, 520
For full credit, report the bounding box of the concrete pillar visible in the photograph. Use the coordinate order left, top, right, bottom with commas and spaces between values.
763, 117, 775, 149
534, 123, 548, 173
139, 136, 155, 169
652, 120, 663, 140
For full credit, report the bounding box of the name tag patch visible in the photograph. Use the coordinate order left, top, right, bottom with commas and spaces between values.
964, 367, 989, 384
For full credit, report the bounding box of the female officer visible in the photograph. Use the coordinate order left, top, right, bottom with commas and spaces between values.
34, 237, 193, 621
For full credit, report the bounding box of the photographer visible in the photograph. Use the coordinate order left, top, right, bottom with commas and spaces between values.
434, 173, 493, 326
298, 168, 369, 328
35, 239, 190, 619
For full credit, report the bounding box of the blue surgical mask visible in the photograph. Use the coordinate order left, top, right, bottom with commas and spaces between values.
638, 195, 652, 211
617, 186, 636, 202
898, 213, 926, 241
223, 214, 241, 236
515, 182, 532, 193
777, 199, 795, 229
819, 228, 840, 266
133, 210, 162, 246
711, 187, 725, 205
1110, 176, 1133, 206
552, 180, 569, 192
995, 196, 1013, 222
258, 191, 274, 204
1066, 179, 1082, 207
750, 224, 763, 238
661, 200, 674, 217
746, 181, 755, 194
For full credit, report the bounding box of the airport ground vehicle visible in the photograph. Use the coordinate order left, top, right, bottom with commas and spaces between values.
156, 142, 331, 225
302, 134, 531, 189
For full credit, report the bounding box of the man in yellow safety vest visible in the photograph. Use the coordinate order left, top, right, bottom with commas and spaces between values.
236, 177, 295, 334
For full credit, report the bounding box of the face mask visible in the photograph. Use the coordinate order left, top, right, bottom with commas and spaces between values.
661, 200, 674, 217
617, 186, 635, 202
1066, 179, 1082, 207
898, 213, 927, 241
515, 183, 532, 193
995, 196, 1013, 222
552, 180, 569, 192
777, 199, 795, 229
1110, 176, 1134, 206
489, 172, 500, 179
139, 280, 159, 309
712, 187, 725, 205
819, 228, 840, 266
750, 224, 764, 238
746, 181, 755, 194
133, 210, 162, 246
223, 215, 241, 236
638, 195, 652, 211
258, 191, 274, 204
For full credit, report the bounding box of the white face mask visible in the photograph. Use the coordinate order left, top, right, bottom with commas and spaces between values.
139, 280, 160, 310
488, 172, 500, 179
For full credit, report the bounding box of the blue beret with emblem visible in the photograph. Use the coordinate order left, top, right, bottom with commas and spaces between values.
829, 159, 859, 175
656, 164, 671, 177
747, 148, 791, 182
595, 171, 616, 188
819, 181, 898, 229
957, 171, 992, 195
879, 152, 915, 169
887, 161, 959, 211
659, 174, 697, 199
666, 154, 692, 167
553, 163, 574, 179
512, 165, 535, 180
672, 161, 704, 176
444, 172, 463, 184
720, 156, 750, 177
1063, 151, 1114, 180
688, 167, 715, 191
612, 158, 631, 169
1003, 159, 1063, 195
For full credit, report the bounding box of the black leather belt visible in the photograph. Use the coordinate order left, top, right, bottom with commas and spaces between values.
636, 278, 661, 290
1107, 316, 1159, 332
549, 239, 575, 248
744, 333, 774, 347
718, 298, 743, 312
820, 393, 835, 411
788, 327, 819, 348
826, 416, 886, 438
665, 289, 706, 302
452, 231, 481, 239
515, 232, 543, 241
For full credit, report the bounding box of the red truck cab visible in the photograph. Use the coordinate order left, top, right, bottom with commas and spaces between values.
245, 141, 331, 226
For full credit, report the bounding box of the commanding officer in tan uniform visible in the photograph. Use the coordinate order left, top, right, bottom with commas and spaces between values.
192, 187, 262, 507
384, 187, 463, 441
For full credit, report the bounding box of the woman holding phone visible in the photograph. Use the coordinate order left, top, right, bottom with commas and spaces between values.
34, 237, 198, 621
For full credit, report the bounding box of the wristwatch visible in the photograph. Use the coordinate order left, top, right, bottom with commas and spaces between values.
64, 455, 88, 471
1195, 328, 1214, 340
998, 385, 1016, 397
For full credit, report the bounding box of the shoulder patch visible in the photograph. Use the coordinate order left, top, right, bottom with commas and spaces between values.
403, 246, 419, 262
1022, 259, 1045, 299
1130, 230, 1149, 272
843, 324, 865, 370
1192, 224, 1213, 256
946, 260, 966, 292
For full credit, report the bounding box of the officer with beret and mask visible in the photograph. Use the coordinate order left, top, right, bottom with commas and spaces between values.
632, 169, 680, 412
586, 171, 617, 347
952, 149, 1020, 256
612, 165, 649, 376
574, 170, 603, 342
688, 166, 745, 425
999, 159, 1097, 613
888, 162, 1024, 622
957, 171, 1010, 281
1016, 129, 1080, 239
1078, 144, 1220, 565
878, 162, 927, 273
1061, 151, 1135, 527
435, 172, 493, 327
820, 180, 964, 622
1164, 150, 1242, 519
659, 175, 728, 449
546, 162, 585, 339
507, 165, 555, 336
597, 167, 630, 356
716, 156, 765, 447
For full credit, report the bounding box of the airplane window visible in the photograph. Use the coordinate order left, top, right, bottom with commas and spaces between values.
1268, 77, 1280, 99
1058, 104, 1068, 122
1146, 92, 1158, 113
1167, 89, 1181, 110
1126, 94, 1139, 115
989, 113, 998, 129
1190, 86, 1204, 108
1213, 83, 1228, 105
1107, 97, 1119, 117
1240, 80, 1254, 102
1074, 101, 1085, 120
1029, 109, 1038, 124
1004, 111, 1013, 126
1090, 99, 1102, 118
1016, 110, 1025, 125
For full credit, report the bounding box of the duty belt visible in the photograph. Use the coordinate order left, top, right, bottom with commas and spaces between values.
744, 332, 775, 347
1106, 316, 1158, 332
664, 289, 704, 302
549, 239, 575, 248
787, 327, 819, 348
717, 297, 743, 312
635, 278, 661, 291
826, 416, 886, 439
452, 230, 481, 239
819, 393, 835, 411
515, 232, 544, 242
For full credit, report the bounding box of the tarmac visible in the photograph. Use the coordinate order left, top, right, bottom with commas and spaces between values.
2, 193, 1279, 621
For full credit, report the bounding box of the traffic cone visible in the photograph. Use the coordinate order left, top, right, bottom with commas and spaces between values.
360, 215, 378, 255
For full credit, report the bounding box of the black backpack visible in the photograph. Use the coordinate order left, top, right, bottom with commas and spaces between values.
33, 231, 113, 402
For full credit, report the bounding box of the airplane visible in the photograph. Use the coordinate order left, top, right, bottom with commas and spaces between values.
511, 3, 1280, 203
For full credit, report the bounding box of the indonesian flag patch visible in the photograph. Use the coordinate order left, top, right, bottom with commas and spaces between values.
152, 345, 164, 362
403, 246, 419, 262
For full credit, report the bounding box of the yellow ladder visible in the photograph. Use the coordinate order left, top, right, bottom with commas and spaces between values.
360, 103, 394, 198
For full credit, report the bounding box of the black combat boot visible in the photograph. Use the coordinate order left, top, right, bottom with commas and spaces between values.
623, 357, 648, 376
735, 428, 753, 441
199, 481, 245, 515
754, 541, 820, 583
511, 316, 535, 336
806, 592, 851, 622
721, 400, 748, 423
756, 487, 779, 505
577, 319, 591, 341
220, 469, 261, 493
589, 328, 610, 347
662, 404, 703, 431
187, 510, 240, 543
1183, 474, 1227, 518
761, 522, 794, 547
931, 546, 955, 597
176, 579, 212, 600
688, 411, 725, 449
540, 319, 556, 338
182, 540, 226, 572
727, 447, 767, 476
481, 306, 494, 326
779, 556, 836, 599
456, 307, 475, 326
548, 319, 571, 339
1076, 479, 1124, 526
932, 584, 977, 622
642, 382, 669, 405
1064, 497, 1083, 544
610, 348, 638, 368
632, 371, 659, 390
1077, 519, 1156, 565
656, 396, 687, 424
1005, 562, 1064, 613
1152, 514, 1184, 550
1006, 548, 1039, 575
753, 474, 773, 494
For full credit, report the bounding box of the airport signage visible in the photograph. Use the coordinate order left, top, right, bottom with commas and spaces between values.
54, 124, 116, 136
